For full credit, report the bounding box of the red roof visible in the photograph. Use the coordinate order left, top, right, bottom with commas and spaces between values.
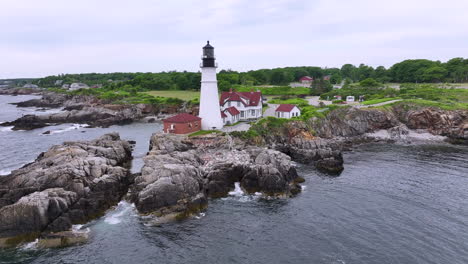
163, 113, 201, 123
275, 104, 297, 112
299, 76, 313, 81
225, 106, 240, 116
220, 91, 262, 107
221, 111, 227, 118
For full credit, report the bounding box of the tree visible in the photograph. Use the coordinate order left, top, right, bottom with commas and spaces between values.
359, 78, 381, 87
310, 79, 332, 95
340, 64, 357, 81
422, 66, 448, 82
330, 73, 342, 84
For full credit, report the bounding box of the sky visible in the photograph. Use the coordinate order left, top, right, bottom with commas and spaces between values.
1, 0, 467, 79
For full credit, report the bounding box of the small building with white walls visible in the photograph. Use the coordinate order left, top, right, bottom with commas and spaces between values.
198, 41, 224, 130
275, 104, 301, 118
346, 96, 355, 102
221, 106, 240, 125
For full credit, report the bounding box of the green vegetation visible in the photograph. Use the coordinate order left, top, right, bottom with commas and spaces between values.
322, 82, 468, 110
361, 97, 400, 105
144, 90, 200, 101
233, 85, 309, 95
188, 130, 221, 137
268, 97, 308, 106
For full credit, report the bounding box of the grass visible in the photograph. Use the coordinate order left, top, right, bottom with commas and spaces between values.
188, 130, 221, 137
392, 99, 468, 110
267, 97, 309, 107
144, 90, 200, 101
233, 85, 310, 96
362, 97, 400, 105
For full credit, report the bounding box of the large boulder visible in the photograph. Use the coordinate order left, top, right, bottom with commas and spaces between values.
131, 134, 302, 221
0, 133, 133, 247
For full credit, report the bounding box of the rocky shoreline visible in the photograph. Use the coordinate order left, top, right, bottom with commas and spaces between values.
130, 134, 302, 222
0, 90, 195, 130
0, 132, 303, 248
0, 133, 133, 248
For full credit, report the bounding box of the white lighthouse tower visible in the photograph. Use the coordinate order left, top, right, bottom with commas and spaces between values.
199, 41, 223, 130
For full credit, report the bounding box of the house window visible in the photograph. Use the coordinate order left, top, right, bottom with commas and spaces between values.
241, 111, 244, 118
251, 110, 255, 116
228, 102, 231, 107
189, 123, 192, 128
237, 102, 240, 107
170, 124, 175, 129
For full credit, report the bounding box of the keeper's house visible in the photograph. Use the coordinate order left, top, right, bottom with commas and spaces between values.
275, 104, 301, 118
219, 89, 263, 121
163, 113, 201, 134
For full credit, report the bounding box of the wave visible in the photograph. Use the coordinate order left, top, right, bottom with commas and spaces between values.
0, 126, 13, 132
104, 201, 136, 225
222, 182, 262, 202
19, 239, 39, 251
0, 169, 12, 176
45, 124, 89, 135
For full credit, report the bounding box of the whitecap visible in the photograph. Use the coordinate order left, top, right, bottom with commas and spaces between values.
228, 182, 245, 196
104, 201, 134, 225
0, 126, 13, 132
0, 169, 12, 176
194, 212, 206, 219
46, 124, 89, 135
19, 239, 38, 250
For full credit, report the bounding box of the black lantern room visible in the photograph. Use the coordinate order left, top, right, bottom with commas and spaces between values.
202, 41, 216, 67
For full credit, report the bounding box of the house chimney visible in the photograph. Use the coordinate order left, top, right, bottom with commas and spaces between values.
229, 88, 233, 93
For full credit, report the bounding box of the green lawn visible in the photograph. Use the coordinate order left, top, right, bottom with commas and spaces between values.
144, 90, 200, 101
362, 97, 400, 105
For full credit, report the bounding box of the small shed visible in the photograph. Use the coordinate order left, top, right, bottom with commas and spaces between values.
275, 104, 301, 118
222, 106, 240, 125
163, 113, 201, 134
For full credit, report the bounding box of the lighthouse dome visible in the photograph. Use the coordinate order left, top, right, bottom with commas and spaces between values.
202, 41, 216, 67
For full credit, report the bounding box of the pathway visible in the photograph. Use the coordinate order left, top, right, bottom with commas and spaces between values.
221, 122, 251, 132
263, 104, 279, 117
356, 99, 403, 108
305, 96, 332, 106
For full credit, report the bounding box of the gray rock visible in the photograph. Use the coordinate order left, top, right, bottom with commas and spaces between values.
131, 134, 301, 220
0, 133, 132, 247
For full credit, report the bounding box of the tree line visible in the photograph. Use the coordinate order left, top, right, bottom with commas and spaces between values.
34, 57, 468, 91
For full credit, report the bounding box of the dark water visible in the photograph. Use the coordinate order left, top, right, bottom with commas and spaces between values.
1, 95, 468, 264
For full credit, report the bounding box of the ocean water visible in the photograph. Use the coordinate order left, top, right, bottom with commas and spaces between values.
1, 95, 468, 264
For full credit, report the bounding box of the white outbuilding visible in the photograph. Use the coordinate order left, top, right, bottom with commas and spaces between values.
275, 104, 301, 118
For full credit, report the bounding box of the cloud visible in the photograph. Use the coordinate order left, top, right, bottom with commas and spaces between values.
0, 0, 467, 78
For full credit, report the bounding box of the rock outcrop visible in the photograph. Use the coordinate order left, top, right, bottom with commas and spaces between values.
1, 105, 144, 130
0, 87, 42, 95
130, 134, 302, 221
393, 106, 468, 143
315, 107, 399, 138
11, 92, 71, 108
0, 133, 133, 247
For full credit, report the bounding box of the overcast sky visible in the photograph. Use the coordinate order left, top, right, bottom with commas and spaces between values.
1, 0, 467, 78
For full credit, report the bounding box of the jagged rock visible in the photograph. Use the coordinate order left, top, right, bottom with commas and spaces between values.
315, 107, 399, 138
0, 133, 133, 247
131, 134, 301, 221
393, 106, 468, 141
0, 87, 42, 95
12, 92, 69, 108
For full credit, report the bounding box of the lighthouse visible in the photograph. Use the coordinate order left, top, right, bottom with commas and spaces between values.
198, 41, 223, 130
